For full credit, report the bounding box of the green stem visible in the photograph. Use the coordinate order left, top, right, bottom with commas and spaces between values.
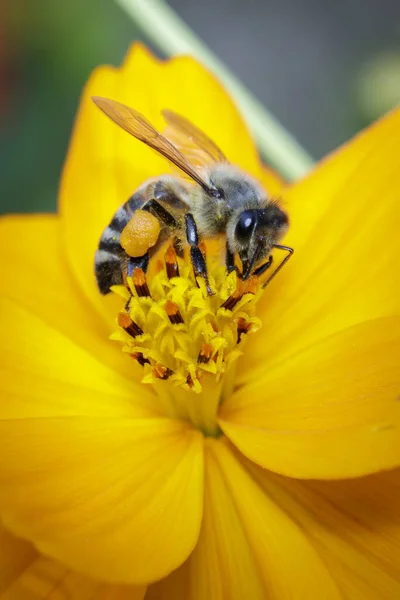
115, 0, 315, 181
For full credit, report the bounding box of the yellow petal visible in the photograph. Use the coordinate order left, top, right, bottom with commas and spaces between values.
1, 556, 87, 600
146, 437, 341, 600
0, 528, 147, 600
96, 584, 147, 600
259, 164, 283, 196
60, 43, 281, 312
240, 107, 400, 385
0, 297, 158, 418
0, 524, 37, 595
245, 457, 400, 600
0, 414, 204, 584
220, 317, 400, 478
0, 215, 146, 387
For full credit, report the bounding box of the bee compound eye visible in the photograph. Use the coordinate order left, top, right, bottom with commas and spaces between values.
235, 210, 257, 242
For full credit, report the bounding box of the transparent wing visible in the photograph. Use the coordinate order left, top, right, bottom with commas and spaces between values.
162, 109, 227, 168
92, 96, 214, 192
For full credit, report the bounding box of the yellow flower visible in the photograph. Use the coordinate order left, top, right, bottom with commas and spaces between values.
1, 44, 400, 599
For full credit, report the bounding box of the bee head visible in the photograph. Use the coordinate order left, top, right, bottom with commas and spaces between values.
234, 204, 289, 279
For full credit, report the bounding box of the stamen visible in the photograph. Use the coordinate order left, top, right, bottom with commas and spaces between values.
155, 259, 164, 273
244, 275, 258, 294
236, 317, 251, 343
220, 290, 243, 311
111, 242, 263, 401
118, 312, 143, 338
220, 275, 258, 310
109, 238, 267, 437
165, 245, 180, 278
198, 342, 213, 364
165, 300, 184, 324
130, 352, 150, 366
133, 268, 151, 297
153, 363, 173, 380
186, 373, 195, 388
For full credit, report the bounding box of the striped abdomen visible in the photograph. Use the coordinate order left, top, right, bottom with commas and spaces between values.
95, 192, 144, 294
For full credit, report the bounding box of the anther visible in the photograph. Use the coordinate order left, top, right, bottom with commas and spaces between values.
165, 300, 184, 324
186, 373, 195, 388
152, 363, 173, 380
243, 275, 258, 295
237, 317, 251, 343
198, 342, 213, 364
165, 246, 180, 279
133, 268, 151, 297
130, 352, 150, 366
220, 290, 243, 311
118, 312, 144, 338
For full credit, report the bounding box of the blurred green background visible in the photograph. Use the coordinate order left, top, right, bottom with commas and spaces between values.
1, 0, 399, 214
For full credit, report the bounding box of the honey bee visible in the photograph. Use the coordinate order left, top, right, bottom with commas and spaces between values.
92, 96, 293, 295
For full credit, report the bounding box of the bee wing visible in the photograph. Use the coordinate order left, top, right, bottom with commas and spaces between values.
162, 109, 227, 168
92, 96, 214, 193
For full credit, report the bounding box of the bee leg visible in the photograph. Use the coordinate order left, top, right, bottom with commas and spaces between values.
173, 237, 184, 258
142, 199, 178, 228
142, 198, 184, 255
253, 254, 273, 277
185, 213, 213, 296
261, 244, 294, 289
127, 253, 150, 277
225, 244, 237, 274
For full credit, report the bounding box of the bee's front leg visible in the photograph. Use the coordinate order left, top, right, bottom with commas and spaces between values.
253, 255, 273, 277
185, 213, 213, 296
261, 244, 294, 289
225, 243, 237, 274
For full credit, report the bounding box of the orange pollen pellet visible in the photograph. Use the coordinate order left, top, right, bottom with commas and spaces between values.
120, 210, 160, 258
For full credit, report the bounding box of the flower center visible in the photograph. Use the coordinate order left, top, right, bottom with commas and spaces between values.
111, 244, 263, 435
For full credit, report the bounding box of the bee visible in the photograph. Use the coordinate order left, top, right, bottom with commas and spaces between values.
92, 96, 293, 295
